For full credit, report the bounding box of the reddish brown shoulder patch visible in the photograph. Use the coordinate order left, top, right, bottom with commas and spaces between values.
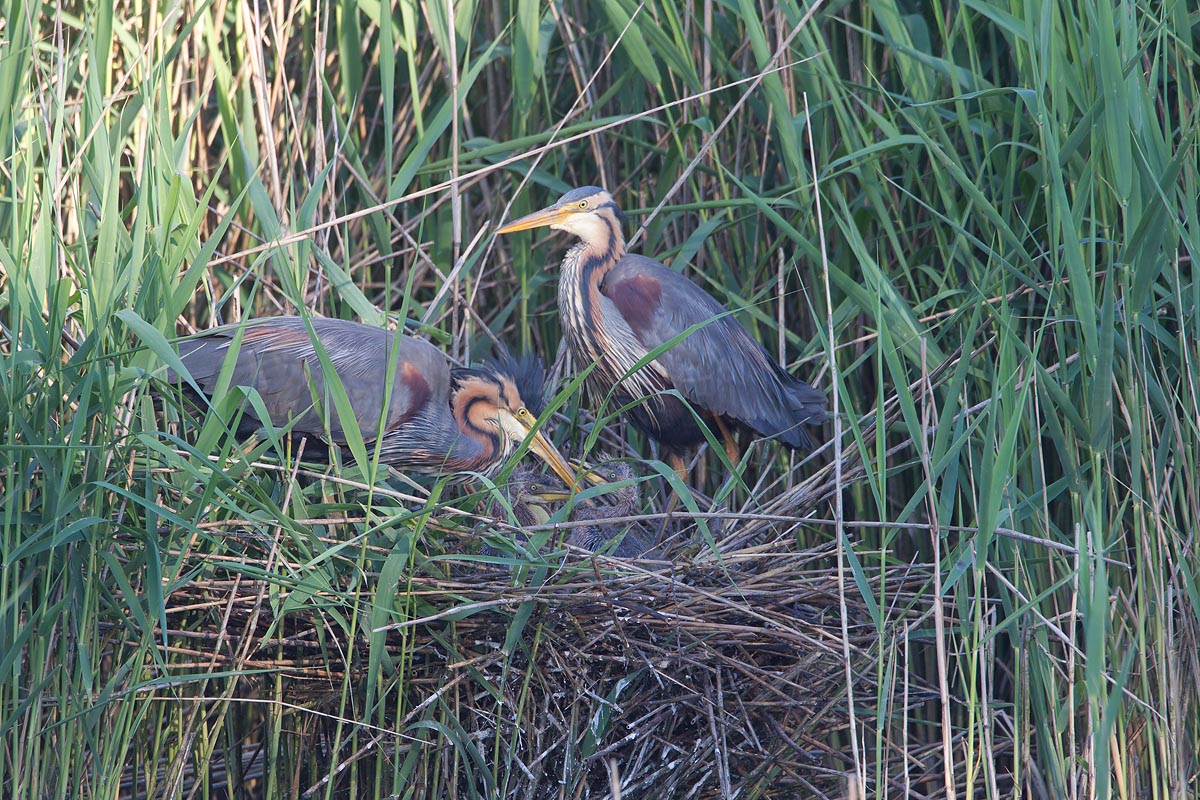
605, 275, 662, 335
393, 362, 432, 426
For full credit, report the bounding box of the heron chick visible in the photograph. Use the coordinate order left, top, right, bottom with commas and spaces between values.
486, 467, 574, 529
568, 461, 660, 558
486, 462, 659, 559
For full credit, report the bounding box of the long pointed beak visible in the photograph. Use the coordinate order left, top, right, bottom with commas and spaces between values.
567, 461, 612, 486
502, 411, 609, 491
525, 429, 584, 491
516, 427, 605, 493
495, 204, 574, 234
565, 459, 610, 489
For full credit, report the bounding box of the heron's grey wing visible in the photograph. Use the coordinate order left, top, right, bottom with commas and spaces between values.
175, 317, 446, 442
300, 319, 448, 441
603, 256, 826, 448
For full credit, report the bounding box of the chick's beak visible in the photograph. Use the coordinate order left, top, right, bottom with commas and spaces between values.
528, 488, 573, 504
495, 203, 576, 234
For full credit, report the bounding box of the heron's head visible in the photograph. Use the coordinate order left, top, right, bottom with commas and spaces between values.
496, 186, 624, 245
448, 366, 604, 490
577, 459, 640, 511
505, 468, 573, 508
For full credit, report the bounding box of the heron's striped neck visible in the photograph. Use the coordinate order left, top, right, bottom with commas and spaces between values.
556, 217, 674, 427
558, 215, 626, 371
378, 393, 508, 479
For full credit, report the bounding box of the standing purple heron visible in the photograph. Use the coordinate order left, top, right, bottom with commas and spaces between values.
170, 316, 592, 487
496, 186, 827, 479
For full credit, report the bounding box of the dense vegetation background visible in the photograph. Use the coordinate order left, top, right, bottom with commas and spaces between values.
2, 0, 1197, 797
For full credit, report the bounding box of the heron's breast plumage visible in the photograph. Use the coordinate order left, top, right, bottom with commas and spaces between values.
559, 244, 673, 419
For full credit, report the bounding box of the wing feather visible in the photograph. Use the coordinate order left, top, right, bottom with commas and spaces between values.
603, 256, 826, 448
174, 317, 447, 442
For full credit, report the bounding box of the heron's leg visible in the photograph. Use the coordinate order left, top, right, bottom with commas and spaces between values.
713, 415, 741, 467
661, 452, 691, 517
668, 453, 689, 485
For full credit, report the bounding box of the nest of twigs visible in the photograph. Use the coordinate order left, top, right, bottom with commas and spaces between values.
132, 507, 937, 800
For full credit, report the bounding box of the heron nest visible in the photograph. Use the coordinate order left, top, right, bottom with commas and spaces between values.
126, 501, 936, 799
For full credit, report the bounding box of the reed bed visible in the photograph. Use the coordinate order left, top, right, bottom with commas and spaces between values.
3, 0, 1198, 797
120, 530, 899, 797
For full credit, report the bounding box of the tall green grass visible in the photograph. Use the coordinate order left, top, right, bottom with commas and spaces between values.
1, 0, 1197, 796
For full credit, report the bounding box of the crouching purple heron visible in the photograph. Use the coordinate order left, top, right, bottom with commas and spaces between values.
170, 316, 594, 488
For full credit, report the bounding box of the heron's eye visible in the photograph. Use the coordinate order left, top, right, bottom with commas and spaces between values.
517, 407, 531, 419
607, 470, 618, 481
578, 200, 588, 210
530, 483, 542, 493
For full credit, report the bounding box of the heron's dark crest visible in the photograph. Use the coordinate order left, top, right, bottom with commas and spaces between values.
447, 367, 496, 400
561, 185, 624, 219
485, 345, 549, 416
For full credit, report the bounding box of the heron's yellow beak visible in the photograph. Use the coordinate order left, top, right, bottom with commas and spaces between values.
501, 410, 608, 491
567, 461, 613, 486
495, 203, 577, 234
